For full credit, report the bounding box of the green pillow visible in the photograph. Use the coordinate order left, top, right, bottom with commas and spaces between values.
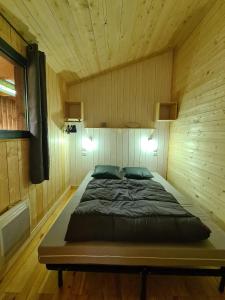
92, 165, 122, 179
123, 167, 153, 179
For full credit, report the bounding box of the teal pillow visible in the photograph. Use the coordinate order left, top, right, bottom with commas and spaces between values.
92, 165, 122, 179
123, 167, 153, 179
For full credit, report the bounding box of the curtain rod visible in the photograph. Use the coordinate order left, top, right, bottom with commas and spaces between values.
0, 12, 31, 47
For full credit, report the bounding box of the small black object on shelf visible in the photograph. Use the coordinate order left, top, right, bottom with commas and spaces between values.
65, 124, 77, 134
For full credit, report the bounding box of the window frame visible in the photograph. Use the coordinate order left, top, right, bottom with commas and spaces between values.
0, 37, 30, 139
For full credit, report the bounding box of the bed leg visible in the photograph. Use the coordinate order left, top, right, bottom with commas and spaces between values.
140, 268, 148, 300
219, 267, 225, 293
58, 270, 63, 288
219, 277, 225, 293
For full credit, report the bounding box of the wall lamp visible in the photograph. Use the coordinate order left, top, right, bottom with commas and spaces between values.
141, 136, 158, 153
82, 136, 97, 151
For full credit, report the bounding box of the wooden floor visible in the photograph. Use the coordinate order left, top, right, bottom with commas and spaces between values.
0, 188, 224, 300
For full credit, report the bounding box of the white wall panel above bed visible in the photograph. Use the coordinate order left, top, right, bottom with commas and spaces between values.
69, 123, 169, 186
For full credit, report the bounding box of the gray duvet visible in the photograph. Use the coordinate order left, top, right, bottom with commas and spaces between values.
65, 179, 211, 243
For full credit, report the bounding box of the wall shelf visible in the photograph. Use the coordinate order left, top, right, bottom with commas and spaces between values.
65, 101, 83, 121
85, 127, 155, 130
155, 102, 177, 121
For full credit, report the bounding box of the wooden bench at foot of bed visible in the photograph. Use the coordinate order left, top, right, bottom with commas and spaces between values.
38, 172, 225, 300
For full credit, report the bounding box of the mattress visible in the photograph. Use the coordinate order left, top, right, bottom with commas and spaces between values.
65, 178, 210, 243
38, 172, 225, 267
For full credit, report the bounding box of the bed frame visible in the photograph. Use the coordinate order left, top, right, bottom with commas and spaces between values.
38, 172, 225, 300
46, 264, 225, 300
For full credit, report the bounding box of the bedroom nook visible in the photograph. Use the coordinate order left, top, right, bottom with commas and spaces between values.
0, 1, 225, 299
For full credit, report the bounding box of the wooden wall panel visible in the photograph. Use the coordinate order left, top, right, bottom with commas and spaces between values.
0, 97, 19, 130
69, 51, 173, 128
0, 142, 10, 213
6, 141, 20, 205
18, 140, 29, 201
70, 122, 169, 186
0, 16, 26, 57
167, 0, 225, 224
0, 16, 70, 231
69, 51, 172, 185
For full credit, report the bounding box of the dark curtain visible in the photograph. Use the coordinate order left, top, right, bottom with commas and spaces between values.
27, 44, 49, 184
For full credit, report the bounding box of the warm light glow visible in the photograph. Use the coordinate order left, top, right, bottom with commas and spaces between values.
141, 137, 158, 152
82, 137, 97, 151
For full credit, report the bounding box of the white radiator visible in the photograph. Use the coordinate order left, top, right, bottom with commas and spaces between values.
0, 200, 30, 268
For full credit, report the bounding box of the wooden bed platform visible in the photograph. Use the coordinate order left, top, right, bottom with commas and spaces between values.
38, 172, 225, 300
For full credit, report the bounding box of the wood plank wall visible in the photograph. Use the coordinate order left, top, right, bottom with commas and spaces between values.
70, 122, 169, 186
167, 0, 225, 224
0, 16, 70, 229
68, 51, 172, 184
69, 51, 173, 128
0, 97, 18, 130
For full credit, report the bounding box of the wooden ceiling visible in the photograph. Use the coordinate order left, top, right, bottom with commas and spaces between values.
0, 0, 214, 83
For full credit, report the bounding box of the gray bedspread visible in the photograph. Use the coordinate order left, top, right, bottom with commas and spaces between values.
65, 179, 211, 243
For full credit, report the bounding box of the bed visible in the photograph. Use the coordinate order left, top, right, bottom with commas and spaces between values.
38, 171, 225, 300
65, 175, 210, 243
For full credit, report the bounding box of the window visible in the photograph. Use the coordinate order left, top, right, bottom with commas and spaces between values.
0, 37, 29, 138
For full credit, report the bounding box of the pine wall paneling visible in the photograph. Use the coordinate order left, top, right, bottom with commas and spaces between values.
0, 97, 17, 130
68, 51, 172, 184
0, 16, 70, 230
167, 0, 225, 224
69, 51, 173, 128
70, 122, 169, 186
